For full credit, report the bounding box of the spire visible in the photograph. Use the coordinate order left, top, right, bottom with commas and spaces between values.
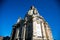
17, 17, 21, 23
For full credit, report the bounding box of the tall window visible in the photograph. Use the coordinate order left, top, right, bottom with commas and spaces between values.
33, 18, 42, 37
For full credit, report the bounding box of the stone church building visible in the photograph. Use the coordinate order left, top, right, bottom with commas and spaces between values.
10, 6, 53, 40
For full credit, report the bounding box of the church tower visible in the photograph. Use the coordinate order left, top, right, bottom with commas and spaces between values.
10, 6, 53, 40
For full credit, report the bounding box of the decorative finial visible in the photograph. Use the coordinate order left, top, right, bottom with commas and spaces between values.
31, 6, 35, 10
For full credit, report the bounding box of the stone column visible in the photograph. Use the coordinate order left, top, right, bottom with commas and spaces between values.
16, 28, 19, 40
10, 26, 16, 40
22, 22, 26, 40
45, 23, 53, 40
14, 28, 19, 40
41, 21, 47, 40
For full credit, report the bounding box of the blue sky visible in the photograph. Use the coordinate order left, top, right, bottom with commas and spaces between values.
0, 0, 60, 40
